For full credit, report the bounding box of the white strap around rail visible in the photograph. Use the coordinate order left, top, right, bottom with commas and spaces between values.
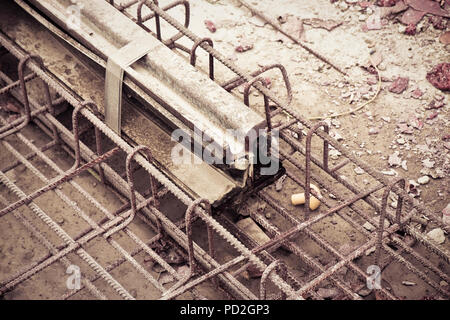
105, 35, 154, 134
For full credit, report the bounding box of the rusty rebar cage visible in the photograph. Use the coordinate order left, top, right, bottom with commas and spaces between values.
0, 0, 449, 300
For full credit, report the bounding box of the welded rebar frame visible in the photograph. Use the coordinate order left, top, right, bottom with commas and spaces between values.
0, 0, 449, 300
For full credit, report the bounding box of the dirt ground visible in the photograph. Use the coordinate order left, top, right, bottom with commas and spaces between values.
169, 0, 449, 213
0, 0, 449, 300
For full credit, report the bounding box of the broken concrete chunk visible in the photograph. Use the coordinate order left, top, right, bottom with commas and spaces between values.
422, 158, 435, 169
159, 272, 175, 285
366, 14, 382, 30
369, 51, 383, 68
236, 218, 270, 245
354, 167, 365, 175
303, 18, 343, 31
358, 288, 372, 297
363, 222, 376, 232
365, 246, 376, 256
417, 176, 430, 185
426, 100, 445, 110
440, 31, 450, 45
282, 16, 305, 40
411, 88, 423, 99
426, 228, 445, 244
204, 20, 216, 33
397, 123, 414, 134
400, 8, 426, 26
317, 287, 339, 299
427, 63, 450, 91
389, 77, 409, 94
388, 151, 402, 167
406, 0, 450, 17
329, 148, 341, 160
381, 169, 397, 176
235, 40, 254, 53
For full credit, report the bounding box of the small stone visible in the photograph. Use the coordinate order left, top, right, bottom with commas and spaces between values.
369, 127, 379, 135
354, 167, 365, 175
388, 151, 402, 167
329, 149, 341, 160
56, 217, 65, 225
366, 14, 382, 30
440, 281, 448, 287
339, 2, 349, 11
358, 288, 372, 297
401, 160, 408, 171
235, 41, 254, 53
397, 138, 406, 145
159, 273, 175, 285
275, 175, 287, 192
129, 289, 137, 298
426, 228, 445, 244
422, 158, 435, 169
363, 222, 376, 232
331, 131, 344, 141
365, 247, 376, 256
204, 20, 216, 33
389, 77, 409, 94
265, 212, 273, 219
317, 287, 339, 299
417, 176, 430, 185
331, 119, 341, 128
402, 281, 416, 286
411, 88, 423, 99
381, 169, 397, 176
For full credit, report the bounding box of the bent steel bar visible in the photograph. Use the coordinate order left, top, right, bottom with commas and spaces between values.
305, 122, 329, 214
0, 32, 285, 300
375, 178, 406, 266
260, 260, 287, 300
190, 38, 214, 80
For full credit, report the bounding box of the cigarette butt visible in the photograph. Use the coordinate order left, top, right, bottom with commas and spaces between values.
309, 196, 321, 211
291, 193, 306, 205
291, 184, 322, 211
